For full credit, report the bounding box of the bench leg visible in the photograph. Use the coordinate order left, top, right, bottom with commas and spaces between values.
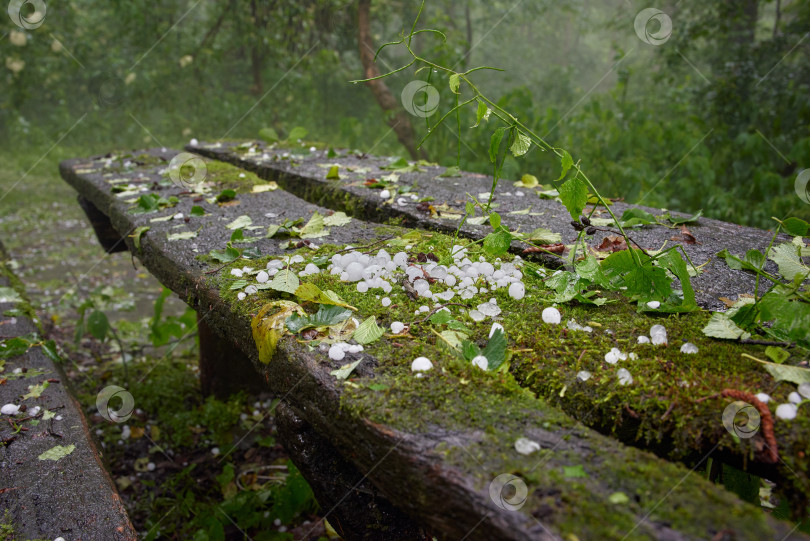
197, 316, 267, 398
77, 195, 129, 253
275, 401, 424, 541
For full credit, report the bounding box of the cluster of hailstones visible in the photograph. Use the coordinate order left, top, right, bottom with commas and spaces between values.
228, 247, 807, 421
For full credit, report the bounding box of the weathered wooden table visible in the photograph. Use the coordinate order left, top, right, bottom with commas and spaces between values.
59, 142, 809, 540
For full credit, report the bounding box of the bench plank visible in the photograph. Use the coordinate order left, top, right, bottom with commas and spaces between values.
0, 243, 136, 541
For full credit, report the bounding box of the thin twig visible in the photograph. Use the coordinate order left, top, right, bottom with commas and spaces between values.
408, 303, 469, 326
739, 339, 795, 348
333, 235, 396, 256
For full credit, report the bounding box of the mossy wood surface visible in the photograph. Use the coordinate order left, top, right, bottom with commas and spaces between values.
58, 147, 807, 540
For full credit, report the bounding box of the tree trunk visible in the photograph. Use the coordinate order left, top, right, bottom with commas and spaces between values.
357, 0, 427, 160
464, 1, 473, 69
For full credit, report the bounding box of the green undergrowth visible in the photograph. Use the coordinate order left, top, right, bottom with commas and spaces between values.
208, 227, 809, 531
72, 355, 322, 541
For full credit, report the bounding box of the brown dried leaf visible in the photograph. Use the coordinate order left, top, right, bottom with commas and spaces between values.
671, 224, 700, 244
597, 235, 629, 253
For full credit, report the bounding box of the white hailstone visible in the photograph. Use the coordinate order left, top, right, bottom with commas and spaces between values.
514, 437, 541, 455
147, 462, 156, 472
460, 288, 476, 300
309, 146, 317, 152
211, 447, 220, 456
541, 307, 561, 324
646, 301, 661, 309
680, 342, 699, 354
419, 306, 430, 313
245, 285, 258, 295
637, 336, 650, 344
382, 297, 391, 307
173, 212, 184, 220
55, 537, 66, 541
576, 371, 591, 382
328, 344, 346, 361
396, 197, 409, 206
237, 292, 246, 300
348, 345, 364, 354
241, 266, 253, 273
508, 281, 525, 300
304, 263, 319, 275
390, 321, 405, 334
267, 259, 284, 269
431, 266, 448, 280
435, 290, 455, 301
604, 348, 627, 364
617, 368, 633, 385
799, 383, 810, 399
411, 357, 433, 373
479, 262, 495, 276
444, 274, 457, 287
406, 267, 423, 281
357, 282, 369, 293
290, 255, 305, 264
471, 355, 489, 370
379, 189, 391, 199
1, 404, 20, 415
628, 352, 638, 360
789, 392, 803, 404
489, 323, 504, 338
649, 324, 667, 345
515, 190, 525, 197
755, 393, 771, 403
190, 138, 199, 146
775, 403, 798, 420
566, 319, 593, 333
469, 310, 485, 322
478, 301, 501, 317
345, 261, 364, 282
230, 268, 243, 277
28, 406, 40, 416
256, 270, 269, 283
393, 252, 408, 266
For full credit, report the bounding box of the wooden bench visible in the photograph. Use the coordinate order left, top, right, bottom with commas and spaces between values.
0, 241, 136, 540
59, 144, 809, 540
